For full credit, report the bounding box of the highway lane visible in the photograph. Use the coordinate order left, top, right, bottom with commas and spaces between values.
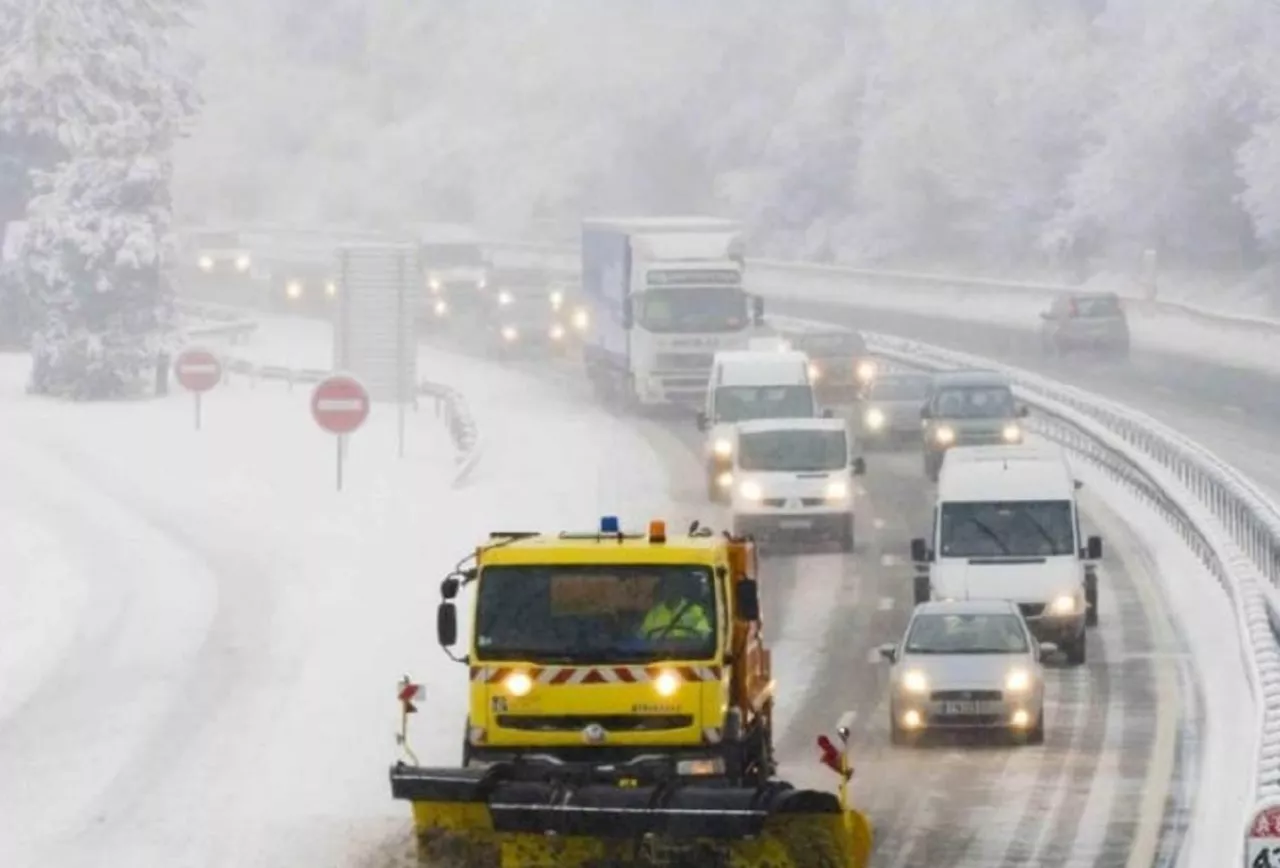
765, 298, 1280, 500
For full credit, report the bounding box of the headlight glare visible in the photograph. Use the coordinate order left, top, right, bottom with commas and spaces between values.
501, 325, 518, 341
902, 670, 928, 694
285, 280, 303, 299
498, 291, 513, 306
197, 255, 214, 271
504, 672, 533, 697
654, 669, 680, 697
713, 438, 732, 457
864, 407, 885, 429
739, 480, 763, 502
572, 308, 589, 330
935, 426, 955, 445
825, 480, 849, 500
1003, 424, 1022, 442
1049, 594, 1076, 615
857, 360, 877, 382
807, 362, 821, 380
234, 254, 251, 272
1005, 669, 1031, 692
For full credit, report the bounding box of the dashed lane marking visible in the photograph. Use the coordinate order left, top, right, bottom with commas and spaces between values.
880, 553, 900, 567
873, 517, 887, 530
878, 596, 895, 611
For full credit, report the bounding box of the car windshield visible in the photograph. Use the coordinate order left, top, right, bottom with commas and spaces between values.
635, 286, 748, 334
932, 386, 1015, 419
1073, 295, 1122, 317
870, 376, 932, 400
422, 243, 484, 268
904, 613, 1029, 654
939, 500, 1076, 558
713, 385, 815, 422
793, 332, 866, 357
474, 564, 717, 663
738, 429, 847, 472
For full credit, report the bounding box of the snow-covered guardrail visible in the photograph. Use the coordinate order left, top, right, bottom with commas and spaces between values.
178, 298, 259, 343
217, 356, 482, 488
768, 320, 1280, 866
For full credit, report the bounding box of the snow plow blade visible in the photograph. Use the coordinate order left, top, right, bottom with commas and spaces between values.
389, 762, 871, 867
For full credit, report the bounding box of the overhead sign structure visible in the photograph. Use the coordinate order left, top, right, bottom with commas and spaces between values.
1248, 798, 1280, 867
333, 242, 417, 457
311, 373, 370, 490
173, 346, 222, 430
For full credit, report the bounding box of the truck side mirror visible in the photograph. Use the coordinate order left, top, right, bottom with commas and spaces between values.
696, 411, 710, 431
437, 602, 458, 647
441, 576, 460, 600
735, 579, 761, 622
1086, 535, 1103, 560
851, 456, 866, 475
751, 294, 765, 325
621, 297, 633, 329
910, 537, 932, 563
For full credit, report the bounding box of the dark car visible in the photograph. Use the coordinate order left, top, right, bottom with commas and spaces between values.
859, 372, 934, 449
920, 370, 1028, 481
1038, 292, 1129, 359
786, 327, 875, 403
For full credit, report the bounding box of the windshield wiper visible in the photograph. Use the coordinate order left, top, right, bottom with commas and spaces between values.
953, 518, 1011, 555
1020, 513, 1070, 555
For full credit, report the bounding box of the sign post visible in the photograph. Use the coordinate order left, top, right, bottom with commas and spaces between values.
311, 373, 371, 491
1247, 797, 1280, 867
173, 347, 223, 430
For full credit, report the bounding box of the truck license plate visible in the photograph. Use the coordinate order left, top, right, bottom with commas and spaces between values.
943, 701, 978, 715
779, 519, 811, 529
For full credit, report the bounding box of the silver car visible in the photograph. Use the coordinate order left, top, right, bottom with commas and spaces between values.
859, 372, 933, 448
920, 370, 1028, 481
878, 599, 1050, 746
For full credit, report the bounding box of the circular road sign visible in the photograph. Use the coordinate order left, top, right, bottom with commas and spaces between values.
311, 374, 370, 435
174, 347, 223, 393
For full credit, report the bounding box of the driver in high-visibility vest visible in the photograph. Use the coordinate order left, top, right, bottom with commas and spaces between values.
638, 572, 712, 640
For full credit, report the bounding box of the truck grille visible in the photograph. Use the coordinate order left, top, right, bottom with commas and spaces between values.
496, 714, 694, 732
1018, 603, 1045, 618
655, 353, 715, 370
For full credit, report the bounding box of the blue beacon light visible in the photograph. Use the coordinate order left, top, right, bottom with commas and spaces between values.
600, 515, 620, 533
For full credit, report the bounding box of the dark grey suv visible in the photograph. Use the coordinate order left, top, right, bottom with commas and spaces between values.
1038, 292, 1129, 358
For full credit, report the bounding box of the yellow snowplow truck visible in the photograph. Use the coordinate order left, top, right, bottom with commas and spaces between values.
389, 516, 872, 867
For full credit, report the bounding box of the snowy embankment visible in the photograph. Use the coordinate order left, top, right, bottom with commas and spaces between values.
0, 332, 686, 867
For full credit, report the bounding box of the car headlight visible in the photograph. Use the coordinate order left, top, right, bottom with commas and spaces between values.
1005, 668, 1031, 692
324, 280, 337, 297
1049, 594, 1077, 615
550, 290, 564, 308
434, 299, 448, 316
716, 471, 733, 488
934, 426, 955, 445
738, 480, 763, 502
572, 308, 589, 330
713, 439, 732, 458
825, 479, 849, 501
285, 280, 303, 299
654, 669, 680, 697
902, 670, 928, 694
549, 323, 565, 340
864, 407, 885, 429
1003, 424, 1022, 442
234, 254, 251, 272
498, 291, 513, 306
197, 255, 214, 271
807, 362, 821, 380
428, 276, 442, 292
501, 325, 518, 341
503, 672, 533, 697
857, 360, 877, 382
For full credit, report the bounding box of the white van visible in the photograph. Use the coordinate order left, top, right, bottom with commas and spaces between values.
728, 417, 865, 551
908, 444, 1102, 666
696, 349, 821, 500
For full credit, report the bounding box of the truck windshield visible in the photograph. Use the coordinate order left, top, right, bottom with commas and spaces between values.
635, 286, 748, 333
474, 564, 718, 663
738, 429, 846, 472
939, 500, 1076, 558
932, 386, 1015, 419
713, 385, 814, 422
421, 243, 484, 268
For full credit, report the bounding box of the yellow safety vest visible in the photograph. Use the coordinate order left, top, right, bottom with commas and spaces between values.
640, 600, 711, 638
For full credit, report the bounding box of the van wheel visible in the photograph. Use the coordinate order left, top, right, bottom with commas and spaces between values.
913, 574, 931, 605
1063, 633, 1087, 666
839, 520, 855, 553
1085, 575, 1099, 627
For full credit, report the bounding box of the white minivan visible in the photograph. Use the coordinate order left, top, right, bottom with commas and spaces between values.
728, 417, 865, 551
908, 444, 1102, 666
696, 349, 822, 500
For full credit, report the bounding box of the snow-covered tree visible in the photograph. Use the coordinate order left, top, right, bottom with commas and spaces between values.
12, 0, 197, 399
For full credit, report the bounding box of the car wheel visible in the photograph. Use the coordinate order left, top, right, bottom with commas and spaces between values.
1016, 714, 1045, 746
1063, 632, 1087, 666
913, 574, 931, 606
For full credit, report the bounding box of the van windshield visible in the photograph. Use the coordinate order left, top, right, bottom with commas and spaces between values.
939, 500, 1075, 558
932, 386, 1015, 419
738, 429, 847, 472
713, 385, 814, 422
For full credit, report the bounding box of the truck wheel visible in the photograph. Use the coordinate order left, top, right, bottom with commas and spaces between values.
839, 519, 855, 553
913, 574, 931, 606
1063, 632, 1087, 666
1085, 574, 1099, 627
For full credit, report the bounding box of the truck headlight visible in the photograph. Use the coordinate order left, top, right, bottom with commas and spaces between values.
504, 672, 533, 697
285, 280, 303, 299
498, 291, 513, 306
572, 308, 589, 330
1003, 424, 1022, 442
234, 254, 251, 272
902, 670, 928, 694
501, 325, 518, 341
434, 299, 448, 316
1049, 594, 1077, 615
654, 669, 680, 697
428, 276, 442, 292
197, 255, 214, 271
1005, 668, 1031, 692
549, 323, 565, 340
864, 407, 885, 429
825, 480, 849, 501
713, 438, 732, 458
807, 362, 821, 380
325, 280, 337, 297
857, 360, 877, 382
934, 426, 955, 445
739, 480, 763, 502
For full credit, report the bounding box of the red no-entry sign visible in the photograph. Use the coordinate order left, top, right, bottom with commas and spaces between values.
311, 374, 370, 435
311, 374, 370, 491
174, 347, 222, 392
